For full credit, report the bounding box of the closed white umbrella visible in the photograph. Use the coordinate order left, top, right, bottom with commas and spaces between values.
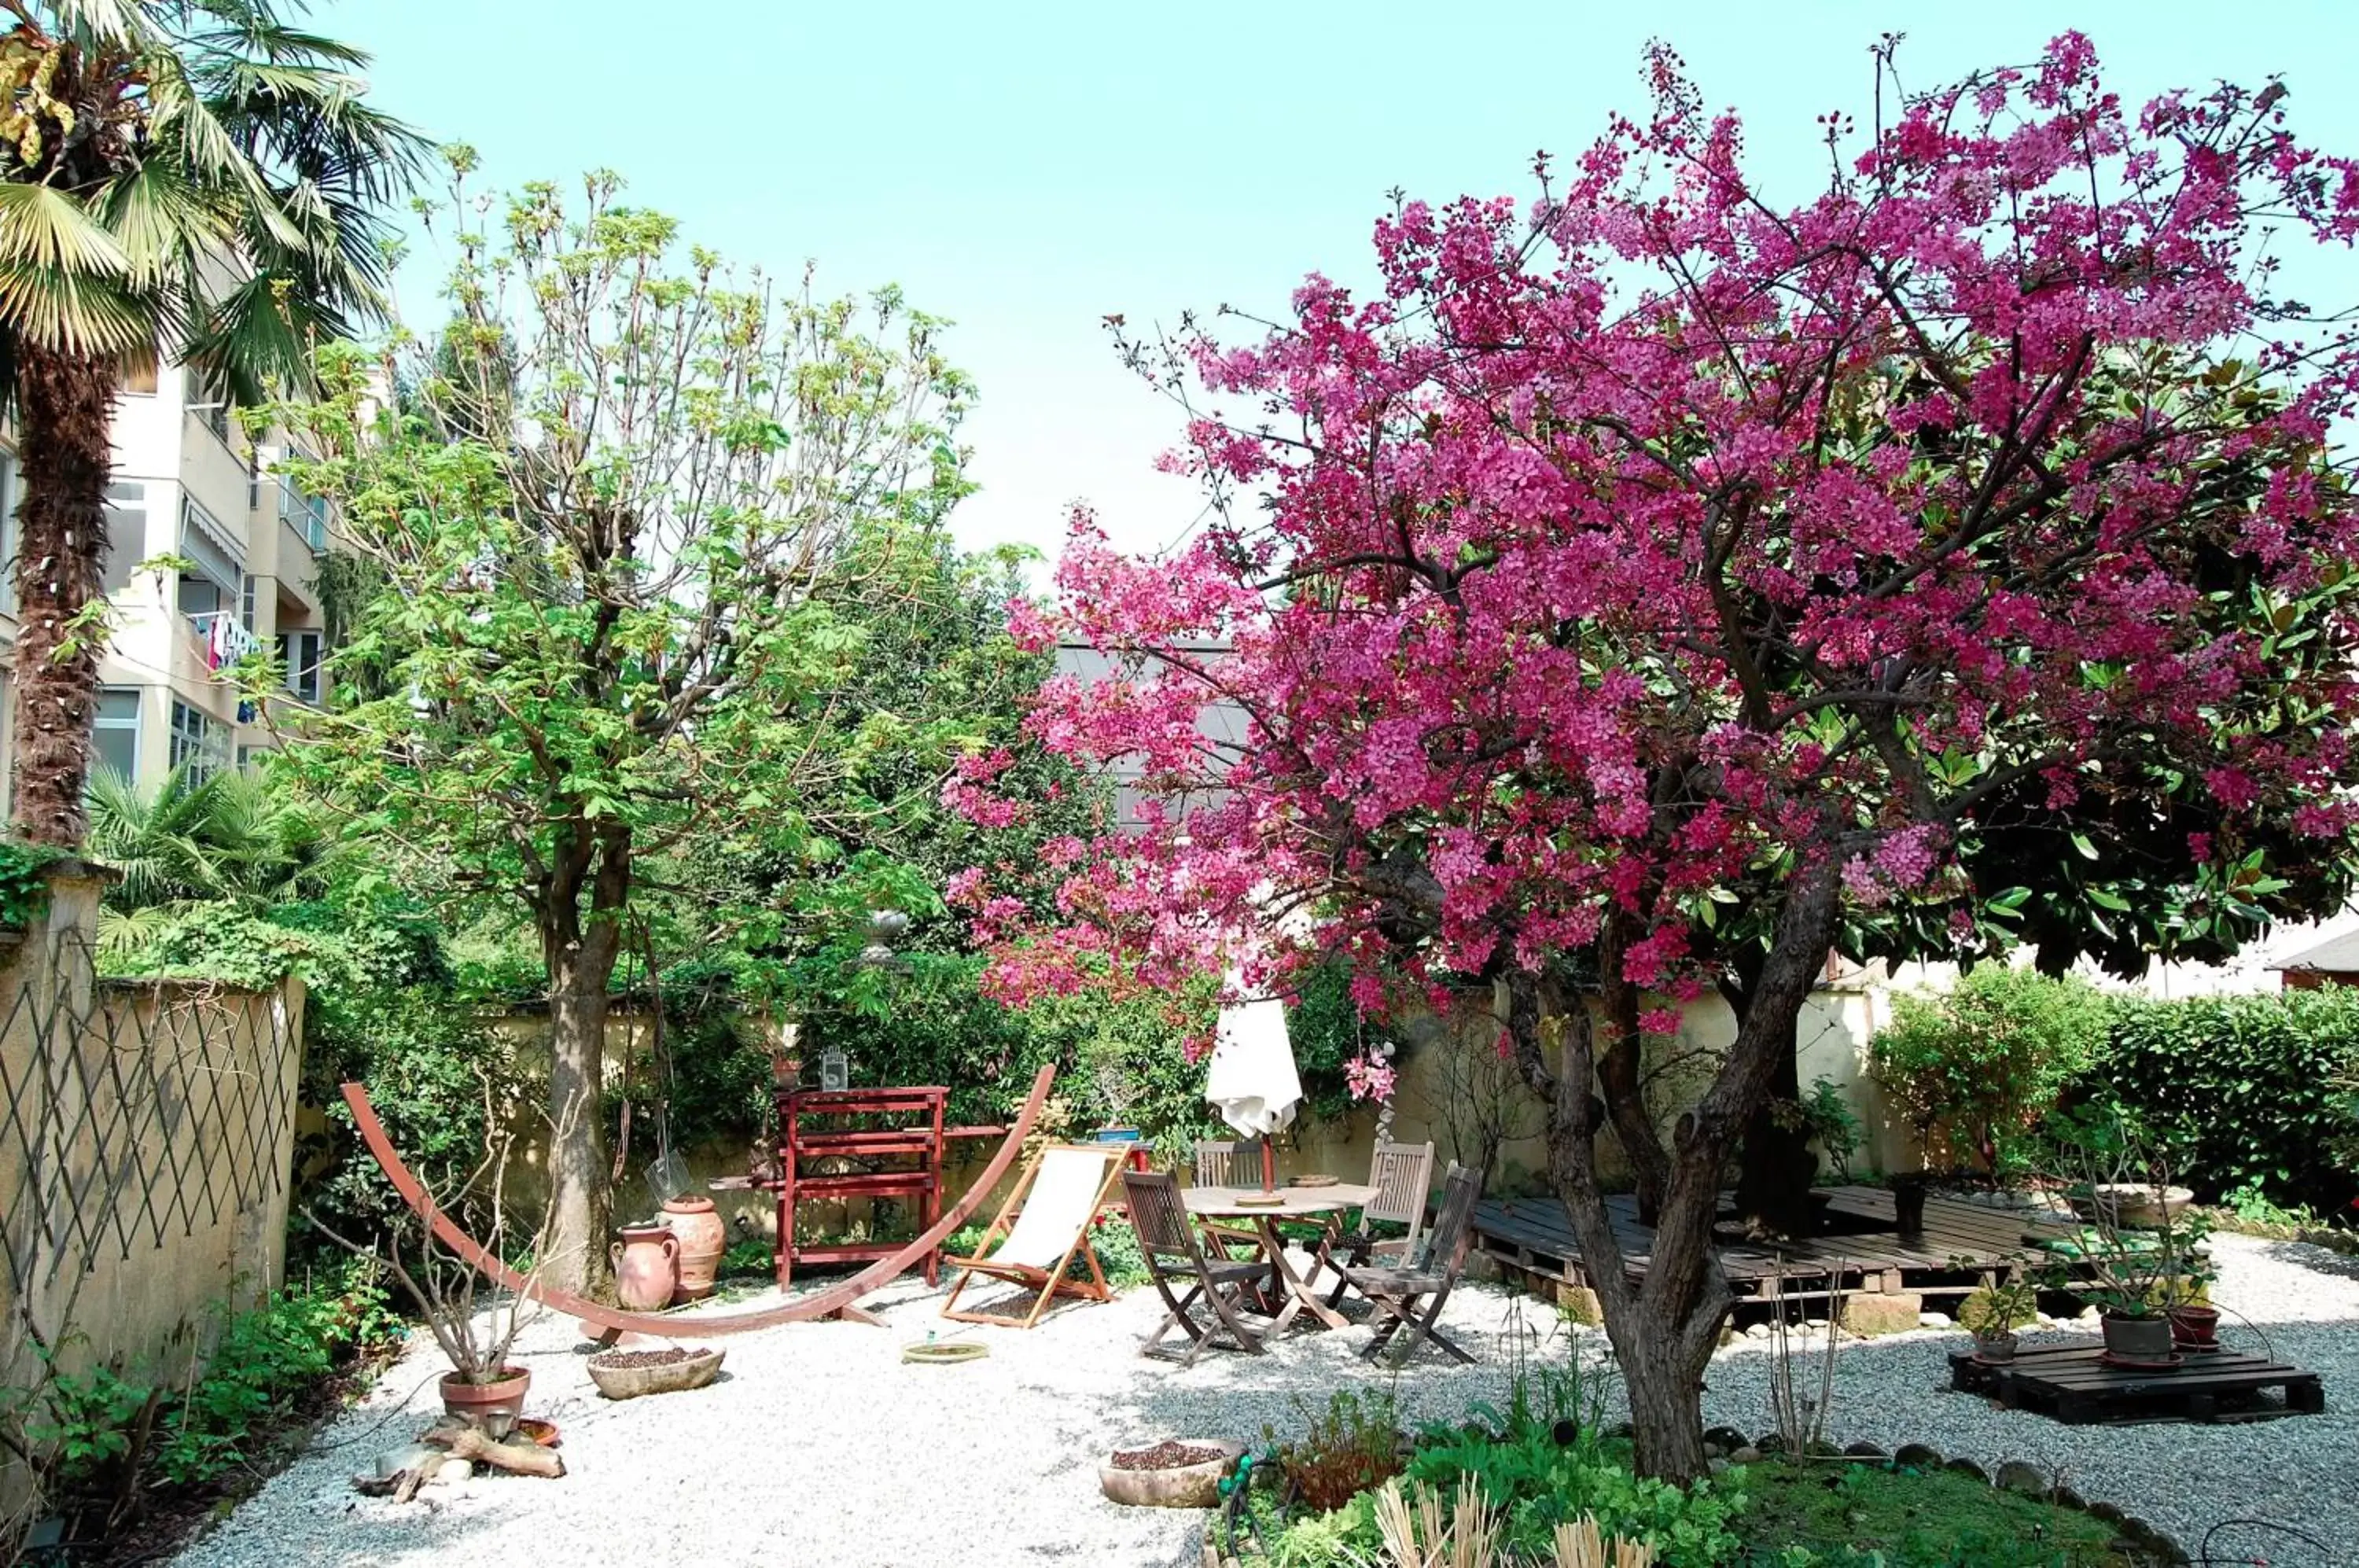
1204, 982, 1302, 1194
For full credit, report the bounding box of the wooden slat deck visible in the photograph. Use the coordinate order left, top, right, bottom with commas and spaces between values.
1472, 1186, 2078, 1303
1950, 1341, 2324, 1424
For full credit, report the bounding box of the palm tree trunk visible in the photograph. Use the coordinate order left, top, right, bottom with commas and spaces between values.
10, 344, 117, 847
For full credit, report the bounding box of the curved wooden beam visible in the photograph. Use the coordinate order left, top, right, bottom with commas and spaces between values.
339, 1065, 1056, 1338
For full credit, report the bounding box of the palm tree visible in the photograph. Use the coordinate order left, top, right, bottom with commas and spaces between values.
84, 758, 344, 956
0, 2, 424, 845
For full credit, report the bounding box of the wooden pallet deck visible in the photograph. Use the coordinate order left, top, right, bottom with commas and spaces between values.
1949, 1341, 2324, 1425
1471, 1186, 2074, 1304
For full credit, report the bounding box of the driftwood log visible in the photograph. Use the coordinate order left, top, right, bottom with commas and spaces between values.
425, 1421, 567, 1478
351, 1455, 443, 1502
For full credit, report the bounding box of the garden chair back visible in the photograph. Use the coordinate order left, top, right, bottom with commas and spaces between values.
1192, 1139, 1261, 1190
1316, 1139, 1436, 1306
1122, 1169, 1270, 1365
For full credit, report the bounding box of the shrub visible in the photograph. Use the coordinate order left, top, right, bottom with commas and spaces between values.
2074, 986, 2359, 1214
10, 1261, 401, 1531
1267, 1388, 1407, 1515
1400, 1429, 1743, 1568
1868, 967, 2109, 1174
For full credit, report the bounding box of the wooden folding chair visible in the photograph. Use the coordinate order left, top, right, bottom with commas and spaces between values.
1191, 1139, 1282, 1302
940, 1143, 1127, 1328
1338, 1163, 1483, 1365
1123, 1170, 1270, 1366
1315, 1139, 1436, 1306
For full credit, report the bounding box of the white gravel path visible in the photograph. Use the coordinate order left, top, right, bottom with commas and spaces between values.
169, 1233, 2357, 1568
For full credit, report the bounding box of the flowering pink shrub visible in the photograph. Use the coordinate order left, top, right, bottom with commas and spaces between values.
962, 37, 2359, 1477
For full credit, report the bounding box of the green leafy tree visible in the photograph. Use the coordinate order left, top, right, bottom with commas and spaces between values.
0, 1, 421, 844
1868, 966, 2111, 1175
260, 163, 973, 1296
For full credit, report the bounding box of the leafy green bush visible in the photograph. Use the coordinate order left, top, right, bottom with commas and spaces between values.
1868, 967, 2109, 1174
1400, 1430, 1744, 1567
153, 1263, 403, 1487
0, 839, 60, 930
12, 1261, 401, 1524
2074, 985, 2359, 1213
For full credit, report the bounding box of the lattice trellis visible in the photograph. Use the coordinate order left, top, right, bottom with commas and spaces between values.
0, 950, 297, 1297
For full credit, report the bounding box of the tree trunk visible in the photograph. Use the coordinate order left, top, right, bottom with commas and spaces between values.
9, 346, 118, 846
542, 929, 620, 1299
1731, 996, 1819, 1238
1511, 866, 1845, 1483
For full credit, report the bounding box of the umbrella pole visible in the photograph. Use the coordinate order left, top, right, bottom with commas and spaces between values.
1262, 1139, 1276, 1194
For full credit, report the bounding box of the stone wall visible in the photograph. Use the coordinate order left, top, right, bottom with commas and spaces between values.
0, 863, 306, 1523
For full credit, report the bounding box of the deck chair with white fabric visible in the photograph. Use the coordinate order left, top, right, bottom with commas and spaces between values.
940, 1143, 1128, 1329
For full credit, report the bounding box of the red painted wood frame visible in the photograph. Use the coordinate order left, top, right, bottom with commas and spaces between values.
774, 1084, 949, 1288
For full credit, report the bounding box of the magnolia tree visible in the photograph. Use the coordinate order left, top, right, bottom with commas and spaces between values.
959, 39, 2359, 1479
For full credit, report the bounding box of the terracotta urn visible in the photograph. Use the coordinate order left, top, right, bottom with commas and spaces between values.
663, 1195, 727, 1302
612, 1224, 679, 1312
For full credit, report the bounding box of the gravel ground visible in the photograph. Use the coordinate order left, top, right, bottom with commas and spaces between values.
169, 1233, 2355, 1568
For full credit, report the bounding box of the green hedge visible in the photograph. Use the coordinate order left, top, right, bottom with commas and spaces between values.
2072, 986, 2359, 1215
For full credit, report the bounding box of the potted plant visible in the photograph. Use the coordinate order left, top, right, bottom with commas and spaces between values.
1956, 1274, 2038, 1363
2162, 1213, 2220, 1350
309, 1103, 554, 1434
2040, 1108, 2198, 1365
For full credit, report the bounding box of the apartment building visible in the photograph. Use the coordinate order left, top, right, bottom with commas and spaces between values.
0, 359, 334, 805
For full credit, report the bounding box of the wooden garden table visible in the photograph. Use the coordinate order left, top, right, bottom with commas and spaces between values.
1186, 1183, 1377, 1335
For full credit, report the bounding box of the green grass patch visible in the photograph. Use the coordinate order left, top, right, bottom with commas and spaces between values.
1734, 1458, 2133, 1566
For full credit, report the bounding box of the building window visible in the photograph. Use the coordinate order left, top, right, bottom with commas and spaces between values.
102, 482, 147, 594
278, 475, 329, 552
240, 573, 258, 633
190, 368, 235, 446
277, 629, 324, 704
168, 698, 222, 783
94, 688, 139, 783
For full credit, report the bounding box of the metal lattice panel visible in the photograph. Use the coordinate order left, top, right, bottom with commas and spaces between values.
0, 952, 297, 1297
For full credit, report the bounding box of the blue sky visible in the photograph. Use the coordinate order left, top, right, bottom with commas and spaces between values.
341, 2, 2359, 564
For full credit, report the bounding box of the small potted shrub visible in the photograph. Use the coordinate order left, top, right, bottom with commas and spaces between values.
309, 1111, 552, 1434
1956, 1276, 2037, 1363
2040, 1108, 2199, 1365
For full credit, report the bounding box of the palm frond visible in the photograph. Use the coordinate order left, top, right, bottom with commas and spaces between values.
0, 183, 133, 278
95, 156, 234, 289
47, 0, 156, 50
0, 260, 156, 357
96, 901, 181, 966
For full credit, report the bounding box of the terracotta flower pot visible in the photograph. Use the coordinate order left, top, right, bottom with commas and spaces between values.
663, 1195, 727, 1302
2168, 1304, 2221, 1351
613, 1224, 679, 1312
440, 1366, 532, 1436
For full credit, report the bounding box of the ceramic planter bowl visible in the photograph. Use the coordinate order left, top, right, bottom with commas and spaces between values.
1099, 1439, 1244, 1508
2100, 1312, 2177, 1364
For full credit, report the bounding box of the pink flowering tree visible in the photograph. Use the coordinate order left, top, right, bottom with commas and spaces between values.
957, 38, 2359, 1478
